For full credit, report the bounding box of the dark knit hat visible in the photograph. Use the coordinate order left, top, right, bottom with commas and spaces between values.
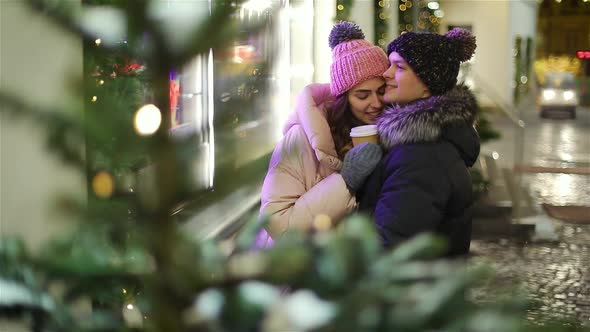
387, 28, 476, 95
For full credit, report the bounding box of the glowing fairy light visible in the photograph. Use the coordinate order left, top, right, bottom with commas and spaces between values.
134, 104, 162, 136
92, 171, 114, 198
95, 38, 102, 46
313, 214, 332, 232
122, 303, 143, 327
91, 96, 97, 102
427, 1, 439, 10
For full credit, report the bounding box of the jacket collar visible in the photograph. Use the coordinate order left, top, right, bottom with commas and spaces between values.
377, 84, 480, 166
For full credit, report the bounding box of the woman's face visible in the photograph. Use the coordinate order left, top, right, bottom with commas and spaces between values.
382, 52, 430, 105
347, 77, 386, 124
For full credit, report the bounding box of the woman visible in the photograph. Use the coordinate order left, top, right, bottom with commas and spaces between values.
257, 22, 389, 246
358, 28, 480, 257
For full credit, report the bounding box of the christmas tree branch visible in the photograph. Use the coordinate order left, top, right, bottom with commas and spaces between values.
0, 91, 87, 171
25, 0, 89, 42
25, 0, 132, 56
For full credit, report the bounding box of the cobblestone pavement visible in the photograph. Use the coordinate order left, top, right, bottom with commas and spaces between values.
469, 106, 590, 326
469, 224, 590, 326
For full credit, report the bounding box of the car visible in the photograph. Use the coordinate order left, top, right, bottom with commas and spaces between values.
538, 71, 578, 119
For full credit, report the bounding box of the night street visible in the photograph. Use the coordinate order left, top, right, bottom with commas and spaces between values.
470, 104, 590, 326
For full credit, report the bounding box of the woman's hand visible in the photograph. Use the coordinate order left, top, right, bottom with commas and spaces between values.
340, 142, 383, 193
305, 83, 332, 105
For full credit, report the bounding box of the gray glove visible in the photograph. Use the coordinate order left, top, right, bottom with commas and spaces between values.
341, 142, 383, 192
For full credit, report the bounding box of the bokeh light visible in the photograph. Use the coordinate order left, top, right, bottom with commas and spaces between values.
313, 214, 332, 232
134, 104, 162, 136
92, 171, 114, 198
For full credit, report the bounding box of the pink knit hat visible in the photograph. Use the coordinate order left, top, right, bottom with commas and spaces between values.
329, 21, 390, 96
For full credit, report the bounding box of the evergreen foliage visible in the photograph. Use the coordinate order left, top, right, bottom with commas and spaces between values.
335, 0, 354, 22
0, 1, 585, 332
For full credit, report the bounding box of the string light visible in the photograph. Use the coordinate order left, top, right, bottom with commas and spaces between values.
92, 171, 114, 198
427, 1, 440, 10
400, 4, 407, 11
91, 96, 98, 102
99, 80, 105, 85
95, 38, 102, 46
313, 214, 332, 232
376, 0, 389, 46
337, 4, 344, 10
122, 303, 143, 327
134, 104, 162, 136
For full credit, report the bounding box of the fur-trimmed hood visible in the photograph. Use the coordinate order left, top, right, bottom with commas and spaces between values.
377, 84, 480, 166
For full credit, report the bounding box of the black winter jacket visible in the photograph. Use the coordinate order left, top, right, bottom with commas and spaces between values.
358, 84, 480, 257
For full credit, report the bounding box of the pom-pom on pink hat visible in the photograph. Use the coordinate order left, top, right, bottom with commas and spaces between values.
329, 21, 390, 96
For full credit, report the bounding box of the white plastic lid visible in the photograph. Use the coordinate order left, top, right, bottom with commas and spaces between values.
350, 125, 378, 137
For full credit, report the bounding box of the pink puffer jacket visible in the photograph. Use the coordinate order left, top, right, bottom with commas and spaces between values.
256, 84, 356, 247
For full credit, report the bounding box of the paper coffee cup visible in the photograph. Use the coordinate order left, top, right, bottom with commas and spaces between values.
350, 125, 379, 146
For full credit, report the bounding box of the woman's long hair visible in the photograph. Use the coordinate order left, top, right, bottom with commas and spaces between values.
326, 94, 365, 160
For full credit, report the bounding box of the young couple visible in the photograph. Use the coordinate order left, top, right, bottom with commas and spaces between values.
258, 21, 480, 257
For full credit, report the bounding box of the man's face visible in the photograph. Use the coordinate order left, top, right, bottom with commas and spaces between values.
382, 52, 430, 105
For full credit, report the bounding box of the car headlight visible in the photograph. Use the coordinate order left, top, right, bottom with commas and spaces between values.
563, 90, 575, 101
542, 89, 556, 100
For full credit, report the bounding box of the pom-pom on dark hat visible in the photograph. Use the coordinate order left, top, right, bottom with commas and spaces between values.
387, 28, 476, 95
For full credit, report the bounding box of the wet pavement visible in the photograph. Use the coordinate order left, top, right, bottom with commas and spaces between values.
482, 105, 590, 170
527, 172, 590, 207
470, 224, 590, 326
469, 104, 590, 326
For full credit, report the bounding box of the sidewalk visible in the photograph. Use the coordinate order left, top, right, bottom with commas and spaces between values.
468, 104, 590, 326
